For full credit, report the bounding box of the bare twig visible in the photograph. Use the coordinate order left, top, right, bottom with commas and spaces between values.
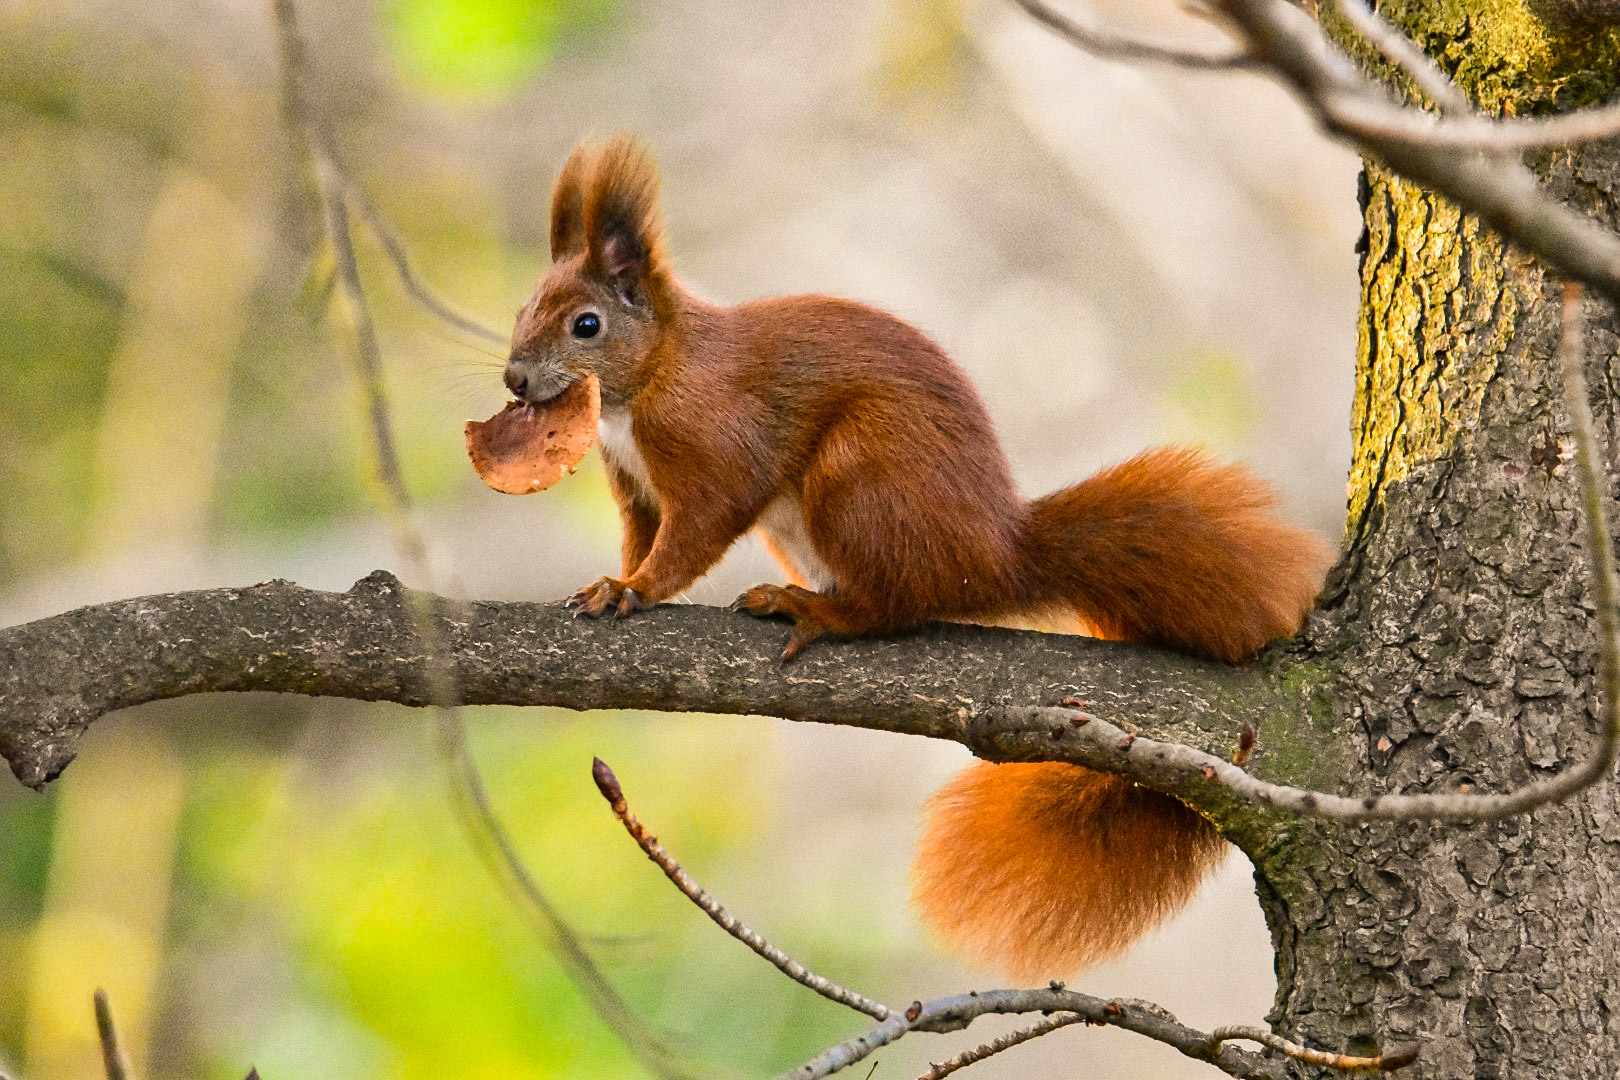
341, 177, 507, 346
1315, 0, 1620, 151
1009, 0, 1256, 69
1199, 0, 1620, 309
1326, 94, 1620, 150
917, 1013, 1087, 1079
592, 758, 893, 1021
272, 0, 420, 557
94, 989, 134, 1080
1208, 1026, 1418, 1073
1016, 0, 1620, 304
998, 649, 1614, 824
272, 0, 503, 350
1326, 0, 1620, 149
777, 989, 1284, 1080
1327, 0, 1469, 112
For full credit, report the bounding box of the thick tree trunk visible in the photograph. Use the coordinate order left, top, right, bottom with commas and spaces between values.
1245, 5, 1620, 1074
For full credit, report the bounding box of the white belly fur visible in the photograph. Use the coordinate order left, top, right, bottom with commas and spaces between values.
598, 406, 654, 498
756, 495, 835, 592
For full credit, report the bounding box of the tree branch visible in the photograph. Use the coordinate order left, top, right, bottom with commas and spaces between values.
1008, 0, 1257, 69
0, 571, 1281, 792
593, 758, 893, 1021
1018, 0, 1620, 306
916, 1013, 1089, 1079
1325, 0, 1470, 113
1208, 1026, 1419, 1073
1199, 0, 1620, 309
780, 989, 1287, 1080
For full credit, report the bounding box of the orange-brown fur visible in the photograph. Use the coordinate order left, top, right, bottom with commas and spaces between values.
913, 761, 1230, 980
503, 137, 1332, 979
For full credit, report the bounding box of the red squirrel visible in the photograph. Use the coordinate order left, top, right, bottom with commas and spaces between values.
502, 136, 1331, 980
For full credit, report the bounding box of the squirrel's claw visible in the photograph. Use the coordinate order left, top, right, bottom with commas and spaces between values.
731, 584, 787, 618
569, 576, 627, 618
778, 622, 826, 663
569, 578, 651, 619
732, 584, 828, 661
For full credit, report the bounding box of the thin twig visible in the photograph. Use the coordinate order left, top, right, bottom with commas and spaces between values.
439, 728, 698, 1079
1208, 1026, 1419, 1073
1326, 0, 1620, 149
273, 0, 420, 551
592, 758, 893, 1021
342, 177, 507, 346
777, 989, 1284, 1080
1327, 0, 1469, 112
997, 662, 1613, 822
1326, 94, 1620, 150
272, 0, 503, 349
1008, 0, 1257, 69
312, 157, 426, 559
269, 4, 693, 1077
917, 1013, 1087, 1079
94, 989, 134, 1080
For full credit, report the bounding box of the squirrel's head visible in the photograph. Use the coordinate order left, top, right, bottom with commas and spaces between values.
505, 136, 673, 409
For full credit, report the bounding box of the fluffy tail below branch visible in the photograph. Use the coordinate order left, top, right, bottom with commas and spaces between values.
913, 448, 1328, 979
913, 762, 1227, 980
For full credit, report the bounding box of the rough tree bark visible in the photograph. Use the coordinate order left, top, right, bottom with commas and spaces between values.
4, 3, 1620, 1078
1253, 2, 1620, 1074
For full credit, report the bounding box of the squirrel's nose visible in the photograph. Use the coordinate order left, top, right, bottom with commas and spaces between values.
503, 364, 528, 399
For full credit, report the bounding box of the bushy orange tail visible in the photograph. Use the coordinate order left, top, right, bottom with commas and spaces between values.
912, 762, 1227, 980
913, 448, 1328, 979
1020, 447, 1328, 664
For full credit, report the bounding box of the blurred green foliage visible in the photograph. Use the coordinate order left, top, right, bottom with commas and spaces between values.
1158, 348, 1259, 453
167, 709, 788, 1079
381, 0, 617, 101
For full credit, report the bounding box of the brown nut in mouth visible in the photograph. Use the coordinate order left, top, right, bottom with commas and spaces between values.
465, 374, 601, 494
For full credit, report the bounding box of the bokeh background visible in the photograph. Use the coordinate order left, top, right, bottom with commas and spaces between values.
0, 0, 1361, 1076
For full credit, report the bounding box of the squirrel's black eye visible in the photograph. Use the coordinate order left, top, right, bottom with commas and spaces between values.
572, 312, 601, 339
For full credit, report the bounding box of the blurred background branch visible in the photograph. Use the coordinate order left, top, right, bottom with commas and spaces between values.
268, 1, 697, 1074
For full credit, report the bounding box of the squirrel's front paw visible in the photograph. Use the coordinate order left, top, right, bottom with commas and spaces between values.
568, 577, 647, 618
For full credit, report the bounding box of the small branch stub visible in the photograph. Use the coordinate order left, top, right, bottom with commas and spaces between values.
95, 988, 134, 1080
1234, 723, 1257, 768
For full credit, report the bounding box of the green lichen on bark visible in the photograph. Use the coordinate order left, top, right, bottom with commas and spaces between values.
1339, 3, 1620, 549
1345, 168, 1523, 548
1371, 0, 1620, 112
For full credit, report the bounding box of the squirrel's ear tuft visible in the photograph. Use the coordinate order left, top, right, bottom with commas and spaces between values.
582, 136, 671, 311
549, 141, 591, 262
